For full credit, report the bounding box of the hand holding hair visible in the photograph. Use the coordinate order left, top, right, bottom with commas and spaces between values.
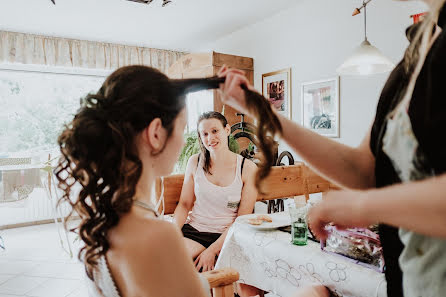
217, 66, 254, 117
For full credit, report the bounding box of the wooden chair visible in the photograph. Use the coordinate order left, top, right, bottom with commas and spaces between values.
202, 268, 240, 297
155, 163, 340, 215
156, 163, 339, 297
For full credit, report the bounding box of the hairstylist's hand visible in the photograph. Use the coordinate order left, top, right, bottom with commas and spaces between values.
194, 247, 217, 272
218, 65, 255, 117
307, 190, 374, 240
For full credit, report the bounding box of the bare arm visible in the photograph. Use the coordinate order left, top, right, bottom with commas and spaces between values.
364, 174, 446, 238
309, 174, 446, 239
237, 159, 258, 215
218, 68, 376, 190
278, 114, 376, 189
173, 154, 198, 229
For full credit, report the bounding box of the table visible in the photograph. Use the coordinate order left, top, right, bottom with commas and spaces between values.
215, 214, 387, 297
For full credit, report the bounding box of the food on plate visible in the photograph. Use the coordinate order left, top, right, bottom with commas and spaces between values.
247, 218, 263, 225
246, 214, 273, 226
256, 214, 273, 222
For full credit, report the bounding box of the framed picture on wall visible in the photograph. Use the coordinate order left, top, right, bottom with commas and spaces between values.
301, 77, 340, 138
262, 68, 292, 119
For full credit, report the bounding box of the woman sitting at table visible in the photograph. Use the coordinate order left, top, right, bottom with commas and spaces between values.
173, 111, 258, 272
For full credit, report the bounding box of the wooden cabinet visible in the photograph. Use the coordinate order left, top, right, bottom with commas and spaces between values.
167, 51, 254, 128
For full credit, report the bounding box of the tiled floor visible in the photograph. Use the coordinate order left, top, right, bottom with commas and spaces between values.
0, 219, 282, 297
0, 223, 86, 297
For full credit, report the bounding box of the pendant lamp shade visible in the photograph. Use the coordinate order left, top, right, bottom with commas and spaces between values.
337, 0, 395, 76
337, 39, 395, 75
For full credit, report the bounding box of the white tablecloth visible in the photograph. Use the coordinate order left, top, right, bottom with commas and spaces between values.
215, 215, 387, 297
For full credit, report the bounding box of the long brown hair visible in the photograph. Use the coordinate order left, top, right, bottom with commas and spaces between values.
56, 66, 188, 279
56, 68, 282, 279
196, 111, 230, 174
243, 88, 282, 192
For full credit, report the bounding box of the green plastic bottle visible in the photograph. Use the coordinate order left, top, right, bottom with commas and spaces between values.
289, 196, 308, 246
291, 217, 308, 245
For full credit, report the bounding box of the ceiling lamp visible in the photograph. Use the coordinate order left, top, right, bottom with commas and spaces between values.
337, 0, 395, 76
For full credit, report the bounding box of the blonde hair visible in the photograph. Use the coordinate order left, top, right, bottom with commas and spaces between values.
390, 0, 445, 116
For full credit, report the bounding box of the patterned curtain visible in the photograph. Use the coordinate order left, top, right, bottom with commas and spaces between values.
0, 30, 186, 73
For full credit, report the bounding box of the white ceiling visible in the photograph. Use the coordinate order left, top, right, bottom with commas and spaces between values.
0, 0, 297, 52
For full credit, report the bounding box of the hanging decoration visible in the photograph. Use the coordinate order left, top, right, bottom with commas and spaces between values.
410, 12, 428, 24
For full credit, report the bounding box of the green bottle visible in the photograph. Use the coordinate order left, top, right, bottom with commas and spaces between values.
291, 217, 308, 246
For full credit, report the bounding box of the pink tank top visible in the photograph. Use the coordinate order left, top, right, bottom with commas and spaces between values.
188, 154, 243, 233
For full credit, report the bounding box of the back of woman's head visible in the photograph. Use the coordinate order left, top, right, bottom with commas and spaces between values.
56, 65, 283, 279
56, 65, 186, 278
196, 111, 229, 174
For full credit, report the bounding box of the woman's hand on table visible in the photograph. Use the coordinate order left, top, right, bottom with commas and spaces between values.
194, 247, 218, 272
307, 190, 375, 240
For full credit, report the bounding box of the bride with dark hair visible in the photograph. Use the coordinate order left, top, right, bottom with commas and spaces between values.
56, 64, 284, 297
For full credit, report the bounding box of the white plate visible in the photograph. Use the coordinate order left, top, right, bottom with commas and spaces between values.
236, 212, 291, 230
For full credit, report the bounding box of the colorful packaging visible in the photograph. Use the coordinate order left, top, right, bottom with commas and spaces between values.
320, 225, 385, 272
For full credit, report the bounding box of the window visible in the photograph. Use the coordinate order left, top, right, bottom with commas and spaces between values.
0, 65, 107, 158
185, 90, 214, 133
0, 64, 215, 159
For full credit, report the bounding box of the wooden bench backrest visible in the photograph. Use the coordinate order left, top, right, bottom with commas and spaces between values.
155, 163, 339, 215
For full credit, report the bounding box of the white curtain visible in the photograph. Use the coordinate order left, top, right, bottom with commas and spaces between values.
0, 30, 186, 73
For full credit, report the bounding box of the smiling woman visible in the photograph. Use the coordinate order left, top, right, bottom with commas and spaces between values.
173, 111, 259, 273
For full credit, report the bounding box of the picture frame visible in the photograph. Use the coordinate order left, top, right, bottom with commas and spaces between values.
262, 68, 292, 119
301, 77, 340, 138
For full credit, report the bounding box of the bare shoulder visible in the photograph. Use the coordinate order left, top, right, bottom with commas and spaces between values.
243, 158, 257, 170
242, 158, 257, 177
134, 219, 182, 253
189, 153, 200, 164
107, 216, 206, 297
185, 153, 200, 175
110, 215, 183, 258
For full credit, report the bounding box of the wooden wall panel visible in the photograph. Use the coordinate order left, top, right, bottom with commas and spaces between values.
182, 66, 214, 79
212, 52, 254, 70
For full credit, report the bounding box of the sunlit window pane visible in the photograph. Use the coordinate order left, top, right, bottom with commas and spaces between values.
0, 68, 105, 157
185, 90, 213, 132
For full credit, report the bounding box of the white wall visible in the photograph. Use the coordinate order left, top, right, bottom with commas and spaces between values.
202, 0, 426, 160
